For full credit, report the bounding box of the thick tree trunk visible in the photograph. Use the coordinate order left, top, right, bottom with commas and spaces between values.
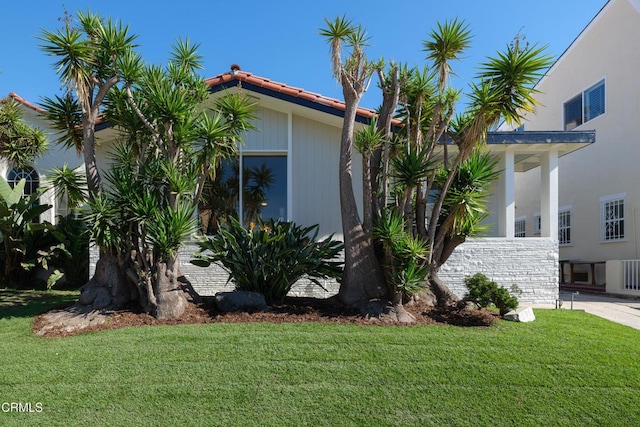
337, 89, 386, 308
429, 269, 460, 307
78, 252, 136, 310
153, 257, 187, 320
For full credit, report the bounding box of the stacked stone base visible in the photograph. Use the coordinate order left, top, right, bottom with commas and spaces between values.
89, 237, 558, 304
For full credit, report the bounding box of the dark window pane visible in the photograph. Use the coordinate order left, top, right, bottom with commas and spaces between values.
243, 155, 287, 225
564, 96, 582, 130
584, 80, 605, 121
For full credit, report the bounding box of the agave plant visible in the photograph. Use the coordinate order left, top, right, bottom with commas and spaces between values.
192, 217, 344, 304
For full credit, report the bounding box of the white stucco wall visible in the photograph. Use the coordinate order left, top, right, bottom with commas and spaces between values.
0, 104, 83, 223
517, 0, 640, 262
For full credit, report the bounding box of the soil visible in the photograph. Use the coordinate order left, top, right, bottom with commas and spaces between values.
32, 296, 500, 338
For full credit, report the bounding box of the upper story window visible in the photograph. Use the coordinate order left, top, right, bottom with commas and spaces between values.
7, 167, 39, 196
564, 79, 605, 130
600, 193, 625, 242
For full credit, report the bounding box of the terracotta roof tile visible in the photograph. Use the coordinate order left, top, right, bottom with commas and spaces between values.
205, 67, 386, 122
7, 67, 391, 125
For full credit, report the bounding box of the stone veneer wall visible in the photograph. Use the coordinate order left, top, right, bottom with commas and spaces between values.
438, 237, 559, 305
89, 242, 341, 299
89, 237, 558, 304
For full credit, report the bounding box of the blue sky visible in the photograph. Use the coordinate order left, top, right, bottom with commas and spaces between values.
2, 0, 606, 111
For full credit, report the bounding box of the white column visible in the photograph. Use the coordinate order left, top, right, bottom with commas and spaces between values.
498, 150, 515, 238
540, 149, 559, 239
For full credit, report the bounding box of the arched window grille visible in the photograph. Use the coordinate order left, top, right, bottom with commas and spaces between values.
7, 166, 39, 196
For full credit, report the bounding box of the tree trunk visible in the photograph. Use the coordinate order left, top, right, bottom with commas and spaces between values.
428, 269, 460, 306
337, 89, 386, 307
78, 252, 136, 310
82, 116, 102, 201
153, 257, 187, 320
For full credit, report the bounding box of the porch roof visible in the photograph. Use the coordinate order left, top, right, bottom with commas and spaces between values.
439, 130, 596, 172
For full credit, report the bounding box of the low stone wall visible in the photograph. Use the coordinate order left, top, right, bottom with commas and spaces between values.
89, 237, 558, 304
439, 237, 559, 304
89, 242, 340, 299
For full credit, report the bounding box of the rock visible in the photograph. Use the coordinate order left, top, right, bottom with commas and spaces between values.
503, 306, 536, 323
34, 303, 109, 337
215, 291, 268, 312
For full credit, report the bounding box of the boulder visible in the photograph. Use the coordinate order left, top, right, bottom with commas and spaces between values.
503, 306, 536, 323
215, 291, 268, 313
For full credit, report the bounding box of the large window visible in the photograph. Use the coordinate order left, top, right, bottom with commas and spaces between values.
558, 207, 571, 246
199, 154, 287, 234
7, 167, 39, 196
242, 155, 287, 225
601, 193, 625, 242
564, 79, 605, 130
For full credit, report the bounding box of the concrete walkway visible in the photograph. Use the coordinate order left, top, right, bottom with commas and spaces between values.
532, 291, 640, 330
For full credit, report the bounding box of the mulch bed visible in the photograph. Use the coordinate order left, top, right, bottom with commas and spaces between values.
32, 297, 499, 338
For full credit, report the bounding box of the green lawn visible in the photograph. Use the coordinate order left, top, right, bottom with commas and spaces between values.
1, 289, 639, 426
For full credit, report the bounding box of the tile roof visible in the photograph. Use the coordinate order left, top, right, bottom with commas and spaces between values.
204, 65, 381, 122
7, 66, 385, 125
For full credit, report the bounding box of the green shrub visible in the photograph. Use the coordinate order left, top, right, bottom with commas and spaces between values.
463, 273, 519, 316
192, 217, 343, 304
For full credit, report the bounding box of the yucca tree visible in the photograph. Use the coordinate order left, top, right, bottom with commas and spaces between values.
48, 163, 88, 215
0, 98, 48, 167
320, 16, 387, 307
39, 10, 255, 319
39, 10, 137, 199
322, 16, 552, 313
96, 37, 255, 319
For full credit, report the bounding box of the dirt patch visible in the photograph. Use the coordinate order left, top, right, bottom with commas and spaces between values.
33, 296, 499, 338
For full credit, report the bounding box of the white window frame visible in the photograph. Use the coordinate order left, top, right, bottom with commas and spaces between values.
600, 193, 625, 242
558, 206, 572, 246
515, 216, 526, 238
6, 166, 39, 197
563, 78, 605, 130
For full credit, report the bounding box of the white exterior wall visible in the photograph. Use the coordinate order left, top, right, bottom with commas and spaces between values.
0, 105, 83, 223
292, 114, 363, 239
517, 0, 640, 262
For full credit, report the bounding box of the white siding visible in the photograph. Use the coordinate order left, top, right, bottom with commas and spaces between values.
292, 114, 363, 239
243, 106, 288, 151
